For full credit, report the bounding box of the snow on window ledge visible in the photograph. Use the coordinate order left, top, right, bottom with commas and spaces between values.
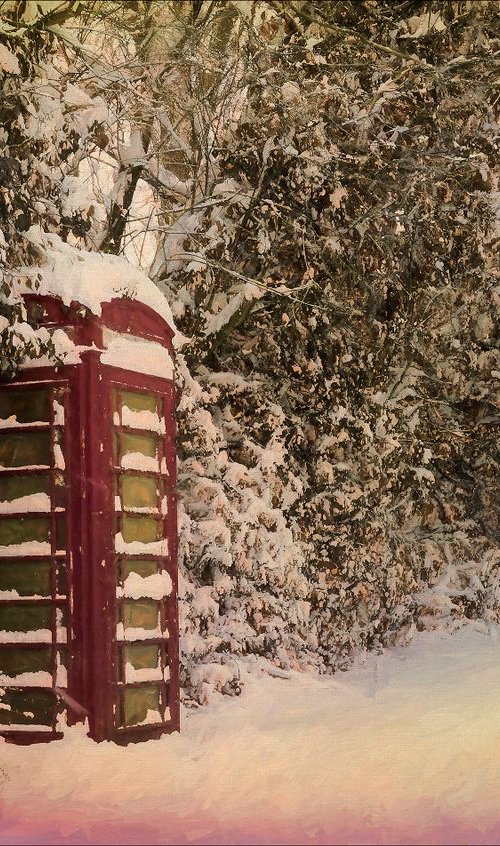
114, 533, 168, 558
0, 723, 54, 733
120, 453, 160, 473
0, 629, 55, 644
116, 623, 166, 641
124, 663, 163, 683
0, 671, 53, 686
0, 493, 51, 514
116, 570, 172, 600
0, 541, 51, 558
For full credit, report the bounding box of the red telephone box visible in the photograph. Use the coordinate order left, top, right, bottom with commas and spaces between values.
0, 293, 179, 744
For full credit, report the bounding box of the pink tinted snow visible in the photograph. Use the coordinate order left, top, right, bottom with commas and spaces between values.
0, 626, 499, 845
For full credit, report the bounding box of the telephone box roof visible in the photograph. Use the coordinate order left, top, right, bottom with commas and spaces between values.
17, 228, 176, 336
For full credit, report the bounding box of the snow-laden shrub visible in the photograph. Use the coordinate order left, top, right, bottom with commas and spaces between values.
164, 0, 500, 697
176, 356, 323, 703
177, 332, 500, 702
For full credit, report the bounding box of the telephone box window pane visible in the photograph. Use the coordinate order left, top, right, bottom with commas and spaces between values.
0, 646, 52, 677
54, 473, 66, 510
56, 647, 67, 686
0, 688, 54, 726
55, 516, 66, 552
56, 561, 67, 596
115, 431, 158, 460
53, 430, 65, 476
53, 388, 66, 425
0, 603, 52, 633
0, 389, 50, 426
120, 391, 157, 414
0, 431, 51, 468
56, 605, 67, 629
0, 560, 52, 597
121, 475, 158, 510
125, 644, 159, 670
119, 559, 158, 583
121, 515, 162, 545
122, 686, 160, 727
123, 600, 159, 631
0, 516, 50, 548
0, 474, 50, 503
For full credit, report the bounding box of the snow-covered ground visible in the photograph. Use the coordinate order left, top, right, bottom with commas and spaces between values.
1, 625, 500, 846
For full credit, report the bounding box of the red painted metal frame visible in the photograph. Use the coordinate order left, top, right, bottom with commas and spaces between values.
0, 295, 179, 744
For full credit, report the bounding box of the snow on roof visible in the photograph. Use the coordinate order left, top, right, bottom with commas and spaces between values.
19, 227, 176, 334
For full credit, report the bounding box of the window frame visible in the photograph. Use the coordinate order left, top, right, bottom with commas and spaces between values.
0, 380, 71, 740
108, 374, 178, 738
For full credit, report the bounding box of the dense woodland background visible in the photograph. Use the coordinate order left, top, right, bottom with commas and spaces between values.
1, 0, 499, 703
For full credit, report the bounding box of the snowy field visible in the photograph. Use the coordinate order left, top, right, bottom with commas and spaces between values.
1, 625, 500, 846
